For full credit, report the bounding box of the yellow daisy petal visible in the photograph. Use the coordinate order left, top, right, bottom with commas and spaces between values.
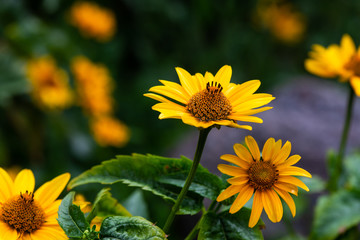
277, 155, 301, 168
217, 164, 247, 177
34, 173, 70, 209
14, 169, 35, 195
0, 221, 18, 239
226, 80, 260, 102
272, 141, 291, 165
227, 176, 249, 185
249, 191, 263, 228
220, 154, 250, 169
229, 114, 263, 124
233, 143, 253, 163
274, 182, 298, 196
350, 76, 360, 96
229, 184, 254, 214
214, 65, 232, 89
217, 185, 241, 202
175, 67, 198, 96
149, 85, 189, 104
262, 190, 283, 223
30, 226, 68, 240
262, 137, 275, 161
278, 175, 310, 191
279, 166, 312, 178
245, 136, 261, 161
271, 139, 283, 159
274, 187, 296, 217
0, 168, 14, 202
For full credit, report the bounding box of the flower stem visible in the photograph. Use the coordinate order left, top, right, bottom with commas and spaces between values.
163, 128, 211, 233
330, 85, 355, 191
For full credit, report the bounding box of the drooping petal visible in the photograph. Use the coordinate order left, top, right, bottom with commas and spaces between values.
245, 136, 261, 161
34, 173, 70, 209
229, 184, 254, 214
217, 185, 242, 202
233, 143, 253, 163
274, 187, 296, 217
220, 154, 250, 169
0, 168, 14, 202
14, 169, 35, 195
249, 190, 264, 228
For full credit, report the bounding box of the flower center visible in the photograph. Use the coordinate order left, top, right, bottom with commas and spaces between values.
248, 160, 278, 191
345, 55, 360, 77
186, 81, 232, 122
0, 191, 45, 234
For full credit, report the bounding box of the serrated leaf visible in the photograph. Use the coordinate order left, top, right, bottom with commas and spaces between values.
96, 189, 131, 218
198, 209, 264, 240
99, 216, 167, 240
311, 190, 360, 240
68, 154, 224, 214
58, 191, 89, 238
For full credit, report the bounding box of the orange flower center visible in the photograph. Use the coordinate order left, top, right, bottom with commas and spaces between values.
345, 55, 360, 77
186, 81, 232, 122
0, 191, 45, 234
248, 160, 278, 190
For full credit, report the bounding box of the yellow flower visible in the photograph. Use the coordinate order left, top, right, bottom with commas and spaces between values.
71, 56, 114, 116
217, 136, 311, 228
70, 1, 116, 42
144, 65, 274, 130
26, 56, 73, 110
305, 34, 360, 96
0, 168, 70, 239
256, 0, 306, 44
91, 116, 130, 147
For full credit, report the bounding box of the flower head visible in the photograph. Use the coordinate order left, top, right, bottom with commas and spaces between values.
305, 34, 360, 96
217, 136, 311, 227
26, 56, 73, 110
144, 65, 274, 129
91, 116, 130, 147
70, 1, 116, 41
0, 168, 70, 239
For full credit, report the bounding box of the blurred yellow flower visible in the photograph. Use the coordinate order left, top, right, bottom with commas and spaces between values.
305, 34, 360, 96
217, 136, 311, 228
255, 0, 306, 44
0, 168, 70, 239
70, 1, 116, 42
26, 56, 73, 110
91, 116, 130, 147
71, 56, 114, 117
144, 65, 274, 130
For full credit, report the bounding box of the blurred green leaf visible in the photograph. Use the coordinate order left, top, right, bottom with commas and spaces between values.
95, 188, 132, 219
99, 216, 167, 240
122, 189, 149, 218
344, 152, 360, 190
299, 175, 326, 193
58, 191, 89, 238
311, 190, 360, 240
198, 209, 264, 240
68, 153, 225, 215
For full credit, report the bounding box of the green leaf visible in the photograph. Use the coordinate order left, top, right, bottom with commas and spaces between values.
198, 209, 264, 240
311, 190, 360, 240
99, 216, 167, 240
344, 152, 360, 191
122, 189, 149, 218
96, 188, 132, 218
57, 191, 90, 238
299, 175, 326, 193
68, 154, 224, 215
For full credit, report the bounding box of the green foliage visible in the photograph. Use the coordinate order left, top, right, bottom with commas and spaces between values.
94, 188, 132, 219
99, 216, 167, 240
311, 190, 360, 240
299, 175, 326, 193
58, 191, 91, 238
344, 152, 360, 190
68, 153, 225, 215
198, 209, 264, 240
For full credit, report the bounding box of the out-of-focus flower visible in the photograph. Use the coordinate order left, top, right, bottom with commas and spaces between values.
305, 34, 360, 96
90, 116, 130, 147
70, 1, 116, 42
255, 0, 306, 44
144, 65, 274, 129
71, 56, 114, 117
0, 168, 70, 239
217, 136, 311, 228
26, 56, 73, 110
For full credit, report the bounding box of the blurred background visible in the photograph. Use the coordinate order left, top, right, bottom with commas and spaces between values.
1, 0, 360, 239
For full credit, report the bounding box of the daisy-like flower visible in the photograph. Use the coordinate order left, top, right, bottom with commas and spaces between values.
217, 136, 311, 228
305, 34, 360, 96
144, 65, 275, 129
0, 168, 70, 239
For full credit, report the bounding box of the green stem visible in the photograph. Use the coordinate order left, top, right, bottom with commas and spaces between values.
330, 85, 355, 191
163, 128, 211, 233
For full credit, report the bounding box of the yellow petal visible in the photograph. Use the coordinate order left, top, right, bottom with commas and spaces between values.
0, 221, 18, 239
245, 136, 260, 161
175, 67, 199, 96
217, 185, 241, 202
233, 143, 253, 163
220, 154, 250, 169
143, 93, 174, 104
14, 169, 35, 195
272, 141, 291, 165
217, 164, 247, 177
274, 182, 298, 196
214, 65, 232, 89
159, 79, 191, 99
34, 173, 70, 209
277, 155, 301, 168
227, 176, 249, 185
262, 190, 283, 223
0, 168, 14, 202
350, 76, 360, 96
278, 175, 310, 191
229, 114, 263, 124
149, 85, 189, 104
225, 80, 260, 102
274, 187, 296, 217
340, 34, 356, 60
271, 139, 283, 159
279, 166, 312, 178
232, 96, 275, 111
262, 138, 275, 161
30, 225, 68, 240
229, 184, 254, 214
249, 190, 263, 228
43, 199, 62, 217
235, 106, 273, 116
181, 114, 214, 128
